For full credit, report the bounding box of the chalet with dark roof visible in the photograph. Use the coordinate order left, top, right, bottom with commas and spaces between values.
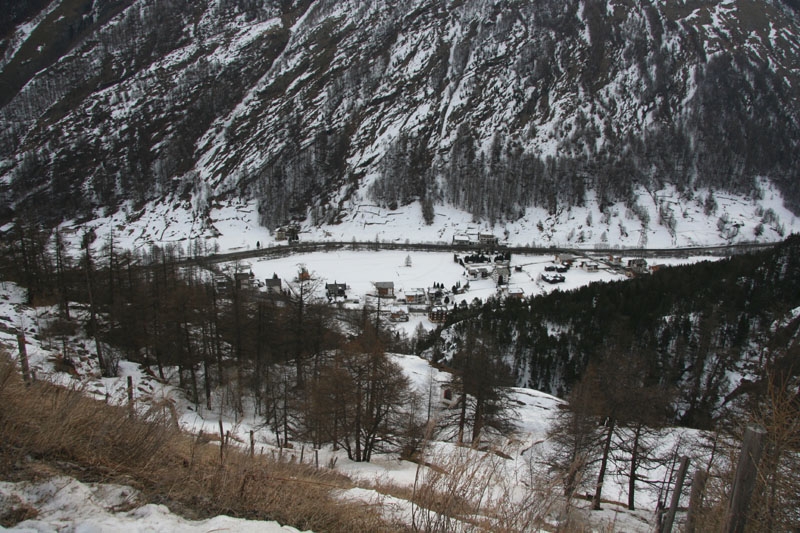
373, 281, 395, 298
264, 275, 282, 294
326, 282, 348, 299
234, 271, 254, 290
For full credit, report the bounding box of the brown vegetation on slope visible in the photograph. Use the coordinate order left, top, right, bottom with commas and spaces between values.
0, 353, 399, 532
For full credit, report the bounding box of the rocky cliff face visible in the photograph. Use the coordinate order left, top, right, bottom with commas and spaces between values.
2, 0, 799, 230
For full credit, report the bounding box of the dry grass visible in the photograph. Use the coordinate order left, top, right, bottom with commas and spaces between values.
0, 356, 400, 532
405, 441, 566, 532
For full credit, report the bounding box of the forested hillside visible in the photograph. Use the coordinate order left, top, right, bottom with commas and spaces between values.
2, 0, 799, 230
423, 236, 800, 429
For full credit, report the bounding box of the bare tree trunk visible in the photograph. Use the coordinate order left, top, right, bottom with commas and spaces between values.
106, 228, 116, 306
84, 244, 108, 375
54, 229, 70, 320
254, 303, 265, 416
211, 290, 224, 386
201, 322, 213, 410
282, 376, 289, 447
354, 379, 363, 461
94, 336, 108, 377
151, 304, 165, 380
471, 393, 484, 446
457, 393, 467, 446
295, 282, 306, 389
184, 320, 199, 407
628, 423, 642, 510
592, 417, 615, 510
662, 456, 690, 533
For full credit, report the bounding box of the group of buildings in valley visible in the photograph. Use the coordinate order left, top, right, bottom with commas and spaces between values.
211, 242, 659, 327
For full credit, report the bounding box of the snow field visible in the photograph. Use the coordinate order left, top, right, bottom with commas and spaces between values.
60, 181, 798, 258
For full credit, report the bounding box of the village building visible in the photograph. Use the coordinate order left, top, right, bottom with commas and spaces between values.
234, 271, 254, 291
326, 282, 348, 300
373, 281, 395, 298
492, 264, 511, 285
275, 224, 300, 242
579, 261, 600, 272
627, 258, 649, 275
452, 234, 472, 246
555, 253, 578, 265
428, 305, 448, 323
465, 265, 491, 279
389, 306, 409, 322
478, 232, 497, 246
452, 231, 498, 247
404, 288, 427, 305
213, 274, 231, 293
427, 286, 445, 303
264, 274, 282, 294
508, 287, 525, 299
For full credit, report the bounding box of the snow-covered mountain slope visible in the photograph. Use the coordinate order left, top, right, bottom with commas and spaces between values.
66, 180, 798, 253
2, 0, 800, 239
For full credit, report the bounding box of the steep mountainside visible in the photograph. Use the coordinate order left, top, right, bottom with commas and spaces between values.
1, 0, 799, 232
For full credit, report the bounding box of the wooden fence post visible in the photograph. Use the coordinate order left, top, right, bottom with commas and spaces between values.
250, 430, 255, 456
127, 376, 134, 416
16, 333, 30, 383
662, 456, 690, 533
725, 426, 766, 533
685, 469, 708, 533
218, 419, 225, 462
